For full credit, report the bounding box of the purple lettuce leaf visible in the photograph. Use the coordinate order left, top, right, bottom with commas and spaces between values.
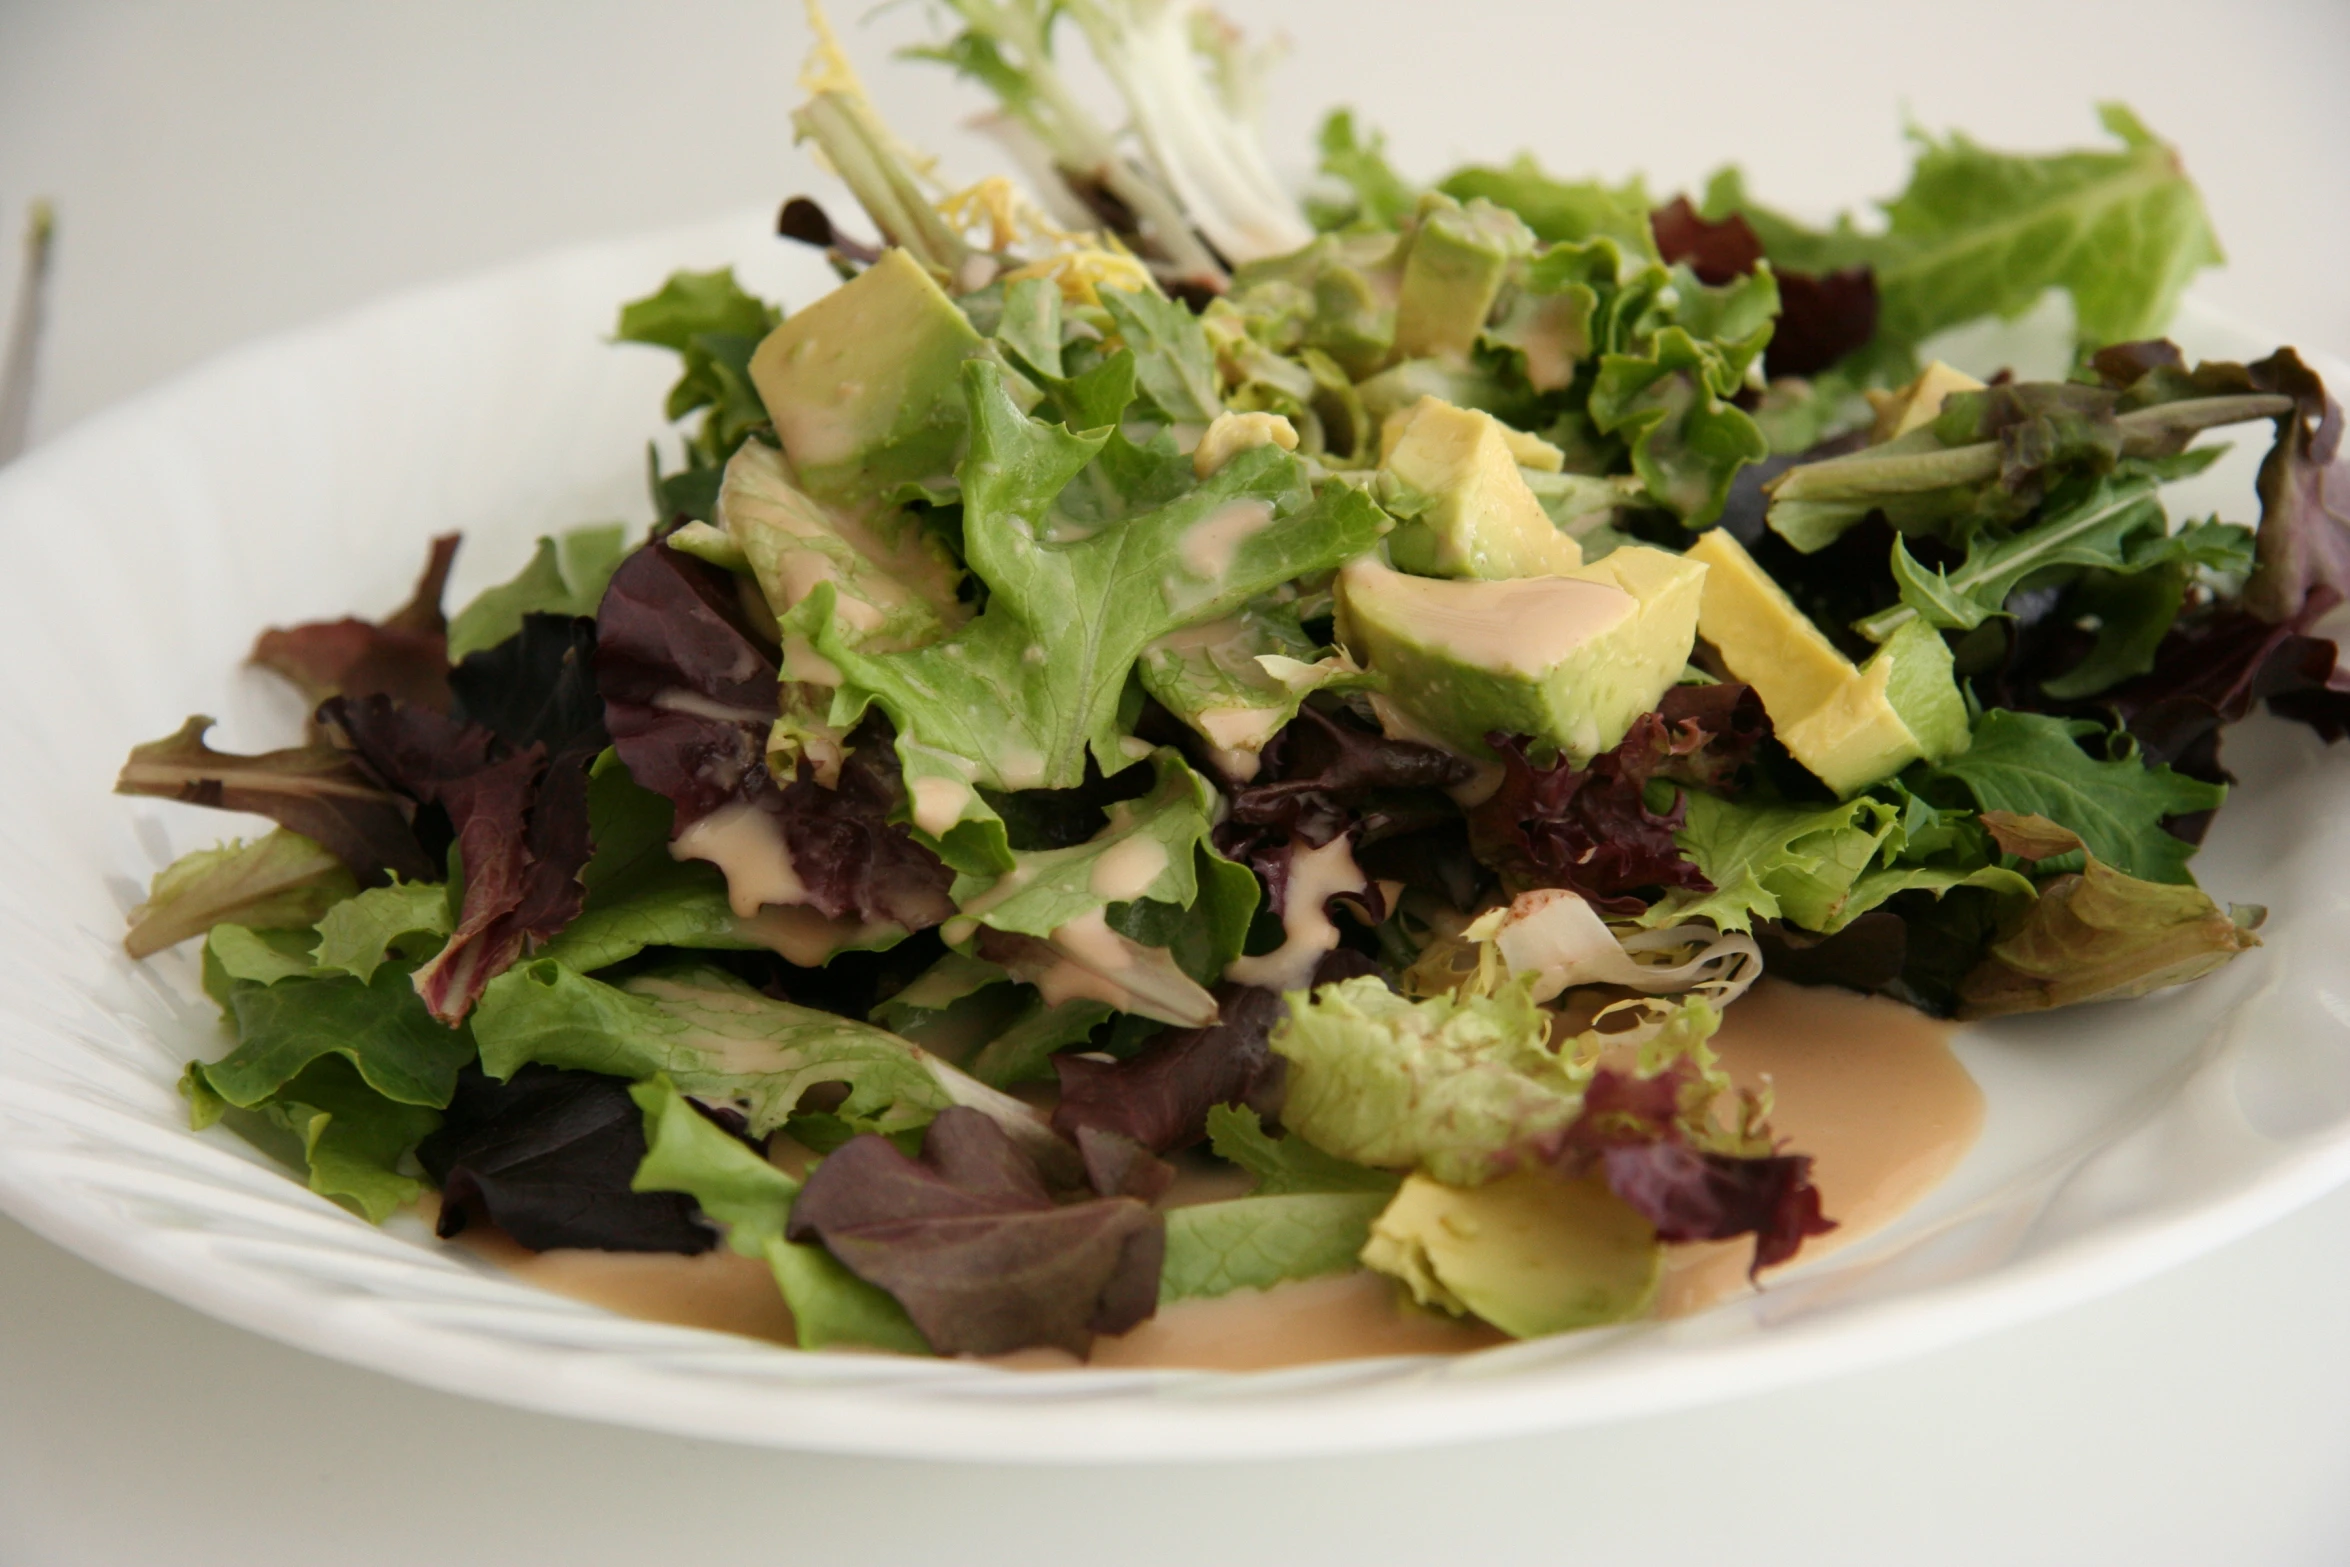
785, 1107, 1163, 1356
594, 540, 953, 930
1535, 1062, 1836, 1278
324, 696, 596, 1024
250, 533, 460, 712
417, 1064, 717, 1253
1650, 196, 1764, 285
1766, 267, 1880, 380
1074, 1126, 1176, 1203
1466, 684, 1767, 911
115, 716, 438, 884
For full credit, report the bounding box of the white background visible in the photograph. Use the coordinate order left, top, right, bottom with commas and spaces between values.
3, 2, 2348, 1561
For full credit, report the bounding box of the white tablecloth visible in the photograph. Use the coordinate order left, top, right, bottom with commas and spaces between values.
3, 3, 2347, 1561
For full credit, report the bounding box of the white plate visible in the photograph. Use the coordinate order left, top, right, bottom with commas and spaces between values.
2, 212, 2346, 1462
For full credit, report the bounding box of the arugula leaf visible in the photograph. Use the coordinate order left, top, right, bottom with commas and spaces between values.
1920, 709, 2226, 884
124, 830, 356, 960
807, 361, 1386, 867
1159, 1192, 1390, 1302
309, 879, 452, 983
629, 1075, 928, 1351
1203, 1104, 1399, 1195
1870, 468, 2172, 638
471, 961, 951, 1138
616, 268, 784, 489
446, 526, 631, 661
1100, 287, 1223, 427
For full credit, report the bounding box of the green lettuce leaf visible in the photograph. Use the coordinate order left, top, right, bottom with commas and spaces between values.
1436, 158, 1657, 255
1309, 109, 1420, 231
1100, 286, 1224, 427
472, 961, 951, 1138
628, 1075, 928, 1352
1204, 1104, 1400, 1195
193, 949, 475, 1112
804, 360, 1386, 869
617, 268, 784, 502
123, 829, 357, 960
1135, 597, 1366, 774
1159, 1192, 1390, 1303
1269, 976, 1587, 1186
255, 1055, 441, 1223
1919, 709, 2227, 885
446, 525, 631, 661
309, 879, 453, 983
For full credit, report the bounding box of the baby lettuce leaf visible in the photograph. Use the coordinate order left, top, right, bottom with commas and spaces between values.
249, 533, 460, 713
1957, 813, 2262, 1016
123, 829, 356, 959
115, 717, 437, 884
616, 267, 784, 505
418, 1064, 714, 1252
193, 952, 475, 1112
1309, 109, 1420, 231
594, 538, 956, 931
629, 1076, 927, 1351
471, 961, 951, 1139
803, 361, 1387, 871
204, 1053, 442, 1224
1158, 1191, 1390, 1303
2241, 348, 2350, 624
309, 879, 453, 983
785, 1106, 1162, 1357
1466, 684, 1766, 912
1051, 985, 1287, 1153
1919, 709, 2226, 885
447, 527, 631, 662
1270, 976, 1587, 1186
326, 695, 596, 1024
1204, 1104, 1401, 1195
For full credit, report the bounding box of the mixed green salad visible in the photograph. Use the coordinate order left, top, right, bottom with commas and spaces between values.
116, 3, 2350, 1359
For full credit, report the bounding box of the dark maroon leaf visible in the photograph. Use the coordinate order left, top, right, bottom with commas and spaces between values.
1075, 1126, 1176, 1202
418, 1065, 716, 1253
1528, 1062, 1835, 1277
250, 533, 459, 712
1650, 196, 1763, 285
1052, 983, 1287, 1153
1466, 685, 1766, 911
2239, 349, 2350, 624
594, 541, 953, 930
114, 715, 437, 883
324, 695, 596, 1024
1755, 911, 1908, 993
1767, 267, 1879, 380
1598, 1141, 1832, 1273
449, 613, 608, 754
786, 1107, 1163, 1356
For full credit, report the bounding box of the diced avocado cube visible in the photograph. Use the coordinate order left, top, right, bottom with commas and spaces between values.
1379, 397, 1583, 579
1336, 546, 1704, 763
748, 248, 985, 505
1686, 529, 1968, 796
1867, 360, 1986, 443
1392, 195, 1534, 362
1362, 1169, 1662, 1338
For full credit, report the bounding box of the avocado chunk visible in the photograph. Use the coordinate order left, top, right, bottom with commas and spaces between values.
1379, 397, 1583, 579
1392, 194, 1535, 362
1868, 360, 1986, 444
1362, 1169, 1662, 1338
748, 247, 986, 505
1336, 546, 1705, 763
1685, 529, 1968, 795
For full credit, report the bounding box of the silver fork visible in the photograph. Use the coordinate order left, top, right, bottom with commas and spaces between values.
0, 200, 56, 465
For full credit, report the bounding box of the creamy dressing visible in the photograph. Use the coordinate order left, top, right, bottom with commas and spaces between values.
1177, 499, 1277, 581
908, 774, 975, 837
670, 802, 803, 917
458, 978, 1978, 1371
1657, 979, 1983, 1314
735, 903, 901, 968
1224, 835, 1368, 991
1088, 834, 1170, 901
652, 688, 774, 726
1029, 907, 1220, 1026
